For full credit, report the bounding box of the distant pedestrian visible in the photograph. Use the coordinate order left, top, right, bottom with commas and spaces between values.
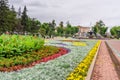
5, 31, 9, 35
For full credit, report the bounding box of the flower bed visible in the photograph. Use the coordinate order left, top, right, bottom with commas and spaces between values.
0, 39, 98, 80
0, 46, 61, 72
66, 41, 101, 80
60, 40, 80, 42
0, 47, 68, 72
0, 34, 44, 58
60, 40, 87, 46
72, 42, 87, 46
0, 35, 70, 72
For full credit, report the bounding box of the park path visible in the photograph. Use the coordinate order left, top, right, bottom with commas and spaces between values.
107, 40, 120, 63
107, 40, 120, 51
107, 40, 120, 79
91, 41, 119, 80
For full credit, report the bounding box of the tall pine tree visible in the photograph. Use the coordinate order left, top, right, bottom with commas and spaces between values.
9, 5, 17, 32
17, 7, 21, 18
21, 6, 29, 34
0, 0, 16, 33
0, 0, 9, 33
14, 7, 22, 34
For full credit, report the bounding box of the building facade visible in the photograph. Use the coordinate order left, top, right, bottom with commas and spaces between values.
78, 26, 91, 38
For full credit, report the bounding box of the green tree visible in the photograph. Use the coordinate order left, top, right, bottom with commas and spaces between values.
14, 7, 23, 34
66, 21, 72, 28
39, 28, 46, 38
51, 20, 56, 29
110, 27, 116, 36
59, 21, 64, 28
110, 26, 120, 38
65, 21, 72, 37
92, 26, 98, 37
74, 26, 79, 33
97, 20, 105, 28
28, 18, 41, 34
0, 0, 9, 33
100, 27, 108, 36
51, 20, 56, 37
0, 0, 16, 33
71, 27, 79, 35
40, 23, 50, 37
57, 21, 64, 36
18, 7, 21, 18
92, 20, 108, 37
21, 6, 29, 34
47, 20, 56, 38
11, 5, 16, 15
9, 5, 17, 32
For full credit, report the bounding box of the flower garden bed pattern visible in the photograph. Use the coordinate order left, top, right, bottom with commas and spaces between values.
0, 39, 97, 80
66, 41, 101, 80
60, 40, 80, 42
86, 41, 101, 80
0, 47, 68, 72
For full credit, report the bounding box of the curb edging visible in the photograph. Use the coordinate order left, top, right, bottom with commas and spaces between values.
85, 41, 101, 80
105, 41, 120, 80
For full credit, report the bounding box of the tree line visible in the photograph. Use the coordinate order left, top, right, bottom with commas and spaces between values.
0, 0, 79, 38
110, 26, 120, 38
92, 20, 120, 39
1, 0, 119, 39
92, 20, 108, 38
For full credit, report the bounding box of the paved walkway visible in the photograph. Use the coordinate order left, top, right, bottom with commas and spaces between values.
107, 40, 120, 79
107, 40, 120, 64
107, 40, 120, 50
91, 41, 119, 80
107, 40, 120, 57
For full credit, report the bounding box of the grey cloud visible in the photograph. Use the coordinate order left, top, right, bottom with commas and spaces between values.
22, 0, 61, 8
9, 0, 23, 4
27, 2, 48, 8
9, 0, 120, 27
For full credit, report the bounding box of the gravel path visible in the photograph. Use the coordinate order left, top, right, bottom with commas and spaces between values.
91, 41, 119, 80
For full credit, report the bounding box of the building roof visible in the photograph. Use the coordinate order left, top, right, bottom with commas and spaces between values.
78, 26, 90, 29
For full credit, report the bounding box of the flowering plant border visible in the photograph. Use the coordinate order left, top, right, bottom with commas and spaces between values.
66, 41, 101, 80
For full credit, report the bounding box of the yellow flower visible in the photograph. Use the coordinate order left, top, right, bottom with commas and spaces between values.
45, 40, 49, 43
66, 76, 74, 80
66, 40, 101, 80
72, 42, 86, 46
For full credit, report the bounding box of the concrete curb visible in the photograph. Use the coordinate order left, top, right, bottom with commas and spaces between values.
105, 41, 120, 80
85, 41, 101, 80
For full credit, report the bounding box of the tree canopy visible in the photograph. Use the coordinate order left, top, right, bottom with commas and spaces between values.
92, 20, 108, 37
110, 26, 120, 38
0, 0, 110, 39
0, 0, 16, 33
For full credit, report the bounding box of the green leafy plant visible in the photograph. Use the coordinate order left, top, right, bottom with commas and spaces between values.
0, 34, 44, 58
0, 46, 59, 70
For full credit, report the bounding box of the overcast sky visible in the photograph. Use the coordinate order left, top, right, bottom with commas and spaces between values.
9, 0, 120, 27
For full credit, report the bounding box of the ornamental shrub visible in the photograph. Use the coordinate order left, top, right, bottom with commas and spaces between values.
0, 34, 44, 58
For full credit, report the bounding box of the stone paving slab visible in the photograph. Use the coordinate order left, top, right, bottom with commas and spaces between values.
91, 41, 119, 80
107, 40, 120, 57
106, 40, 120, 79
107, 40, 120, 51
